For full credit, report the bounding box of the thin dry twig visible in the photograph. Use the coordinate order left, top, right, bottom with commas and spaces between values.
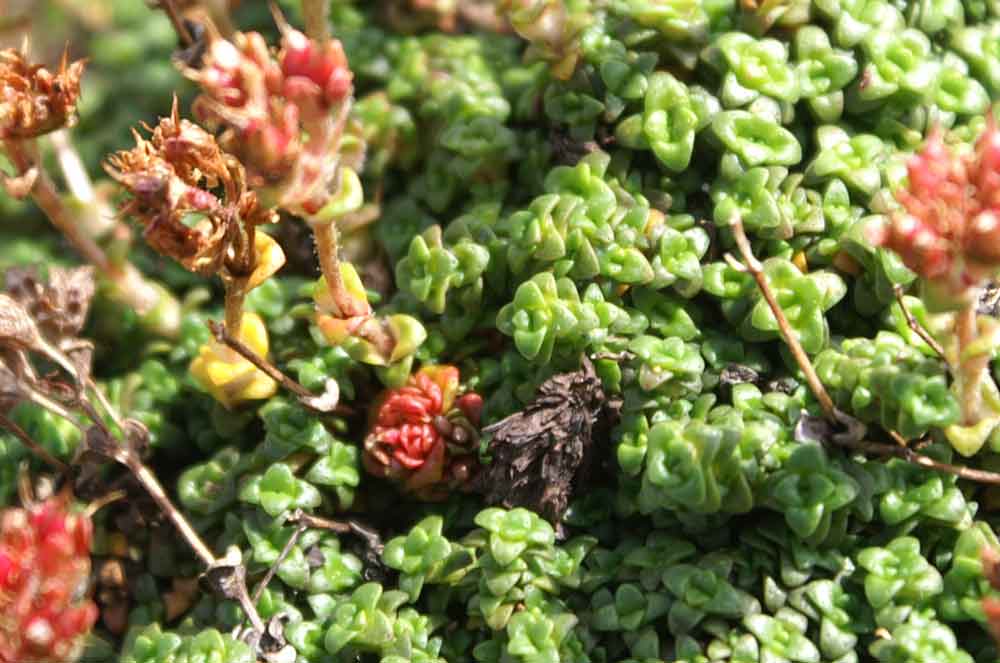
285, 509, 352, 534
154, 0, 195, 45
250, 522, 305, 605
0, 411, 68, 472
730, 216, 1000, 486
207, 320, 344, 413
724, 216, 837, 420
893, 285, 946, 359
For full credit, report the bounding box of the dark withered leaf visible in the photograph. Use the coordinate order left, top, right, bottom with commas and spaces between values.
474, 357, 620, 525
4, 266, 95, 342
794, 410, 867, 448
0, 293, 43, 350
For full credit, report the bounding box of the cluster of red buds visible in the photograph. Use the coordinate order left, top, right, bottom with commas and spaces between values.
187, 22, 354, 217
0, 48, 85, 140
0, 494, 97, 663
364, 365, 483, 499
872, 120, 1000, 308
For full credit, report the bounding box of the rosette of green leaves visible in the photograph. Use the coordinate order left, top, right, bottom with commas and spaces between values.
856, 537, 942, 627
258, 397, 337, 460
878, 447, 973, 528
712, 166, 792, 239
238, 464, 321, 517
938, 521, 1000, 622
710, 111, 802, 166
397, 225, 490, 315
813, 0, 904, 47
906, 0, 964, 33
850, 29, 938, 108
869, 610, 973, 663
639, 419, 753, 515
121, 625, 254, 663
323, 582, 410, 655
497, 273, 629, 363
837, 216, 916, 314
793, 26, 858, 122
765, 443, 858, 544
740, 610, 821, 663
630, 287, 704, 341
786, 580, 861, 660
289, 344, 357, 402
662, 554, 761, 634
579, 21, 658, 106
304, 440, 361, 510
952, 21, 1000, 95
617, 0, 711, 43
383, 516, 474, 600
382, 607, 448, 662
243, 512, 322, 590
615, 72, 701, 171
589, 583, 671, 632
648, 224, 710, 295
473, 592, 582, 663
805, 126, 885, 197
475, 508, 556, 567
627, 335, 706, 398
933, 52, 990, 118
703, 257, 845, 354
813, 332, 959, 438
177, 447, 242, 516
712, 33, 800, 107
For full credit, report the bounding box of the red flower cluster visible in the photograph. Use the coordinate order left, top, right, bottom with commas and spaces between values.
363, 366, 482, 499
189, 25, 353, 215
0, 495, 97, 663
873, 120, 1000, 304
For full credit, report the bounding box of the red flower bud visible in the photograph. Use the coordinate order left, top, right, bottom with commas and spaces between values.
0, 495, 97, 663
877, 118, 1000, 304
363, 366, 480, 499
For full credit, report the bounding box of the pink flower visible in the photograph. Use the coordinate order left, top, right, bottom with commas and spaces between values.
0, 495, 97, 663
875, 118, 1000, 303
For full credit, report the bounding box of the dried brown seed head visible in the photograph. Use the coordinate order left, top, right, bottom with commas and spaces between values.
0, 48, 86, 139
5, 266, 96, 342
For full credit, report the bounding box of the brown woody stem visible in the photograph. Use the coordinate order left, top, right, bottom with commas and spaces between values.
157, 0, 195, 45
313, 222, 367, 318
726, 216, 837, 421
223, 279, 247, 338
4, 139, 111, 272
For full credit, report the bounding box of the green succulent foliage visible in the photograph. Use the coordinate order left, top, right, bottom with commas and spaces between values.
805, 126, 885, 198
713, 32, 800, 106
952, 20, 1000, 95
323, 582, 411, 654
743, 611, 821, 663
857, 537, 943, 627
765, 443, 858, 544
938, 521, 1000, 622
711, 111, 803, 167
793, 26, 858, 122
878, 447, 974, 528
704, 257, 845, 353
397, 225, 491, 315
383, 516, 464, 600
662, 554, 762, 634
305, 440, 361, 509
869, 610, 974, 663
238, 464, 321, 517
121, 625, 254, 663
615, 72, 702, 171
814, 332, 959, 438
813, 0, 904, 48
786, 580, 861, 659
177, 447, 242, 516
497, 272, 629, 363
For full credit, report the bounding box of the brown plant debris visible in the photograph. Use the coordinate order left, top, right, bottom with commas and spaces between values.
474, 357, 620, 525
0, 48, 85, 139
